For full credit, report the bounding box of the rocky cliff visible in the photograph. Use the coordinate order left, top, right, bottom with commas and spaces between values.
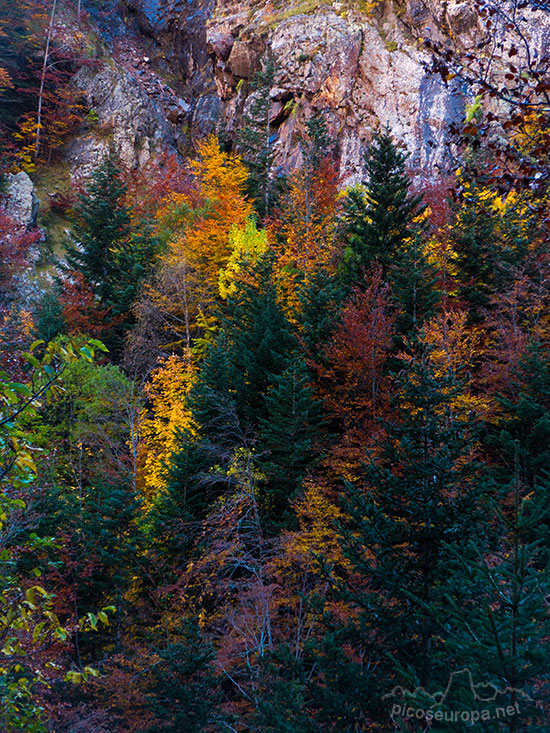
118, 0, 477, 183
58, 0, 550, 185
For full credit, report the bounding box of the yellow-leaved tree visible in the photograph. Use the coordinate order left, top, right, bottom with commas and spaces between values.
138, 353, 195, 503
161, 135, 252, 289
149, 136, 253, 349
218, 218, 269, 299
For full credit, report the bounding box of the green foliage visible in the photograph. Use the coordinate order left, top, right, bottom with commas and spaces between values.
444, 479, 550, 731
259, 353, 323, 526
391, 232, 440, 339
33, 287, 65, 342
166, 254, 297, 528
36, 352, 134, 467
192, 253, 296, 433
237, 56, 279, 220
65, 153, 158, 350
315, 342, 485, 723
303, 112, 332, 171
493, 341, 550, 491
453, 185, 500, 318
294, 268, 346, 352
0, 337, 111, 729
254, 646, 316, 732
146, 619, 223, 732
340, 130, 426, 283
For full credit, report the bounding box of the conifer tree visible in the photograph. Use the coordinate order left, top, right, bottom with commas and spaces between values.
34, 286, 64, 342
165, 255, 297, 528
146, 619, 223, 733
259, 353, 323, 526
238, 56, 277, 219
444, 478, 550, 731
65, 153, 131, 302
492, 341, 550, 493
313, 341, 485, 725
391, 232, 440, 339
65, 153, 157, 347
340, 131, 425, 283
303, 111, 332, 171
452, 184, 499, 320
214, 252, 296, 429
254, 646, 316, 732
295, 268, 346, 353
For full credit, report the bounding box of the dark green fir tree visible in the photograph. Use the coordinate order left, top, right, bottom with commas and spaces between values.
65, 152, 157, 348
33, 286, 65, 342
146, 618, 223, 733
258, 352, 324, 527
391, 231, 440, 340
444, 473, 550, 731
164, 254, 297, 532
294, 267, 346, 354
340, 130, 426, 283
303, 111, 332, 172
311, 341, 486, 726
238, 55, 277, 220
492, 340, 550, 494
452, 183, 499, 321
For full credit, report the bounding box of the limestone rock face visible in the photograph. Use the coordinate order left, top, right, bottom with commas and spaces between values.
116, 0, 548, 182
205, 5, 465, 183
3, 172, 39, 229
138, 0, 467, 182
64, 62, 178, 177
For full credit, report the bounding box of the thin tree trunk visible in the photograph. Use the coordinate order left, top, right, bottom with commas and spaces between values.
35, 0, 58, 159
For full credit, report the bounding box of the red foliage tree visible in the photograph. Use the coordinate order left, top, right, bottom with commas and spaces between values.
59, 271, 109, 338
315, 267, 395, 484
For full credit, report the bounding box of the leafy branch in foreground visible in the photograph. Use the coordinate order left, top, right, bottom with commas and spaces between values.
0, 337, 113, 732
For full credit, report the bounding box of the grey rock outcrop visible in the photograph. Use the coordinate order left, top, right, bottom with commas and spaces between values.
64, 62, 178, 177
206, 5, 465, 183
2, 172, 39, 229
115, 0, 550, 183
128, 0, 468, 183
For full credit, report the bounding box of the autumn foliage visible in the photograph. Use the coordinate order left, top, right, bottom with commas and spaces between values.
2, 19, 550, 724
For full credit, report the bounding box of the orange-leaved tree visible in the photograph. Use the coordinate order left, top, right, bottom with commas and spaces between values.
149, 136, 253, 350
160, 135, 252, 292
270, 158, 341, 316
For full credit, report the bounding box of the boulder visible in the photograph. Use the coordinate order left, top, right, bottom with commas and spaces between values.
2, 172, 39, 229
228, 40, 257, 78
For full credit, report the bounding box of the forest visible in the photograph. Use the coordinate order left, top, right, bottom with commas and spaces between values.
1, 0, 550, 730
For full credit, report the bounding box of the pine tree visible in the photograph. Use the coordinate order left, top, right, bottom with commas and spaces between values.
254, 646, 317, 732
444, 475, 550, 731
452, 183, 499, 320
65, 153, 157, 347
303, 111, 332, 172
391, 232, 440, 340
215, 252, 297, 429
258, 353, 324, 527
238, 56, 277, 220
295, 268, 346, 353
312, 341, 485, 725
146, 619, 223, 733
165, 255, 297, 529
65, 153, 131, 303
492, 341, 550, 493
340, 131, 425, 283
33, 287, 64, 342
